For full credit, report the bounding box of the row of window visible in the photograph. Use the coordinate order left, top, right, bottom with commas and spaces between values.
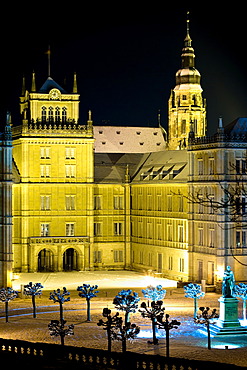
197, 158, 247, 175
41, 106, 67, 122
94, 250, 123, 263
133, 194, 184, 212
40, 195, 124, 211
40, 164, 76, 178
40, 147, 75, 159
40, 222, 124, 237
133, 251, 185, 273
132, 222, 185, 242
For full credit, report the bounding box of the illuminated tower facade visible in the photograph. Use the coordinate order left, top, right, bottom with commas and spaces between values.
168, 16, 207, 150
13, 73, 95, 272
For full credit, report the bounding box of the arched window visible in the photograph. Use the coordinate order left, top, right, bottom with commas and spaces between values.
41, 107, 47, 122
55, 107, 60, 122
48, 107, 54, 122
62, 107, 67, 123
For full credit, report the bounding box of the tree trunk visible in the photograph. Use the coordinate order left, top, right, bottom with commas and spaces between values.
194, 297, 198, 319
59, 302, 63, 322
87, 298, 91, 321
122, 336, 127, 353
107, 327, 112, 352
60, 334, 65, 346
207, 323, 211, 349
32, 295, 36, 318
152, 318, 158, 344
5, 301, 8, 323
165, 328, 169, 358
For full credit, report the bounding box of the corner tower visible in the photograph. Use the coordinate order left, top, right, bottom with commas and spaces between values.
168, 14, 207, 150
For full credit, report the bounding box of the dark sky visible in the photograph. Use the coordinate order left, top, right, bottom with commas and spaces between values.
1, 5, 247, 135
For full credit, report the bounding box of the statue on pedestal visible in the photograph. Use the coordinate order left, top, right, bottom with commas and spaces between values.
222, 266, 235, 298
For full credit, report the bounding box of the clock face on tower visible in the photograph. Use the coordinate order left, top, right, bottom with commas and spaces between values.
49, 89, 60, 100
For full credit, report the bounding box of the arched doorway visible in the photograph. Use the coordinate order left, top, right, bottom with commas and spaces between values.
38, 249, 54, 272
63, 248, 78, 271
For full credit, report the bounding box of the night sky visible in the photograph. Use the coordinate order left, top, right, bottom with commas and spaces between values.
1, 5, 247, 135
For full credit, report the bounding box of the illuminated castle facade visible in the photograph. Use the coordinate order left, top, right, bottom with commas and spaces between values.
1, 20, 247, 287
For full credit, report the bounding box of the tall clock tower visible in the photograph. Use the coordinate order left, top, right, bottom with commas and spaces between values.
168, 16, 207, 150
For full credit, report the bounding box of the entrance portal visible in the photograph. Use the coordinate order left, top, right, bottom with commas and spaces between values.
63, 248, 78, 271
38, 249, 54, 272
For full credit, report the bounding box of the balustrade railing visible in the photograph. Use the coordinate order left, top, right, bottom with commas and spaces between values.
0, 337, 243, 369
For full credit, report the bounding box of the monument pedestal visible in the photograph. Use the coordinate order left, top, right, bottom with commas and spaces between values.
210, 297, 247, 336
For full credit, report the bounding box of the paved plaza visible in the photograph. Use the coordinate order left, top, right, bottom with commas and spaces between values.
1, 270, 246, 367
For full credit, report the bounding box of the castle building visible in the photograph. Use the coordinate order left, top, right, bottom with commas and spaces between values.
1, 18, 247, 287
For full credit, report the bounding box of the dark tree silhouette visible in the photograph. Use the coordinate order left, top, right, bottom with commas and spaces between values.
156, 312, 181, 358
0, 287, 18, 322
110, 315, 140, 353
194, 306, 219, 349
139, 300, 165, 344
23, 282, 43, 318
113, 289, 140, 325
48, 319, 74, 346
97, 308, 120, 352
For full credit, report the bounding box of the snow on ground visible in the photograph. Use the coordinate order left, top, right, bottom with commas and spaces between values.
3, 271, 247, 367
12, 270, 177, 291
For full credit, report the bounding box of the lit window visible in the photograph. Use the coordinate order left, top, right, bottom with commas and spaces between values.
40, 165, 50, 178
94, 223, 102, 236
40, 195, 51, 210
66, 223, 75, 236
41, 223, 49, 236
114, 222, 123, 236
114, 250, 123, 262
114, 196, 123, 210
66, 195, 75, 210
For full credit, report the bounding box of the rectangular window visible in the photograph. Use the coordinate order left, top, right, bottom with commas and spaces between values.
209, 158, 215, 175
94, 251, 102, 263
65, 147, 75, 159
40, 147, 50, 159
114, 196, 123, 210
168, 256, 173, 270
114, 222, 123, 235
40, 165, 50, 177
178, 225, 184, 242
167, 195, 172, 212
167, 224, 172, 241
94, 223, 102, 236
40, 195, 51, 210
198, 228, 203, 246
140, 251, 144, 264
41, 223, 49, 236
179, 258, 185, 273
65, 164, 76, 178
114, 250, 123, 262
209, 228, 214, 247
94, 196, 102, 210
198, 159, 203, 175
66, 195, 75, 210
148, 252, 153, 266
66, 223, 75, 236
157, 195, 162, 211
157, 223, 162, 240
147, 222, 152, 239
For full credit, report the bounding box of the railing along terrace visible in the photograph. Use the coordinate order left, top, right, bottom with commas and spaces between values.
0, 337, 243, 369
188, 132, 247, 146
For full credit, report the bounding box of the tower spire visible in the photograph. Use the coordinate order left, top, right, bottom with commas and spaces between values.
31, 71, 36, 92
73, 72, 78, 93
181, 11, 194, 68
